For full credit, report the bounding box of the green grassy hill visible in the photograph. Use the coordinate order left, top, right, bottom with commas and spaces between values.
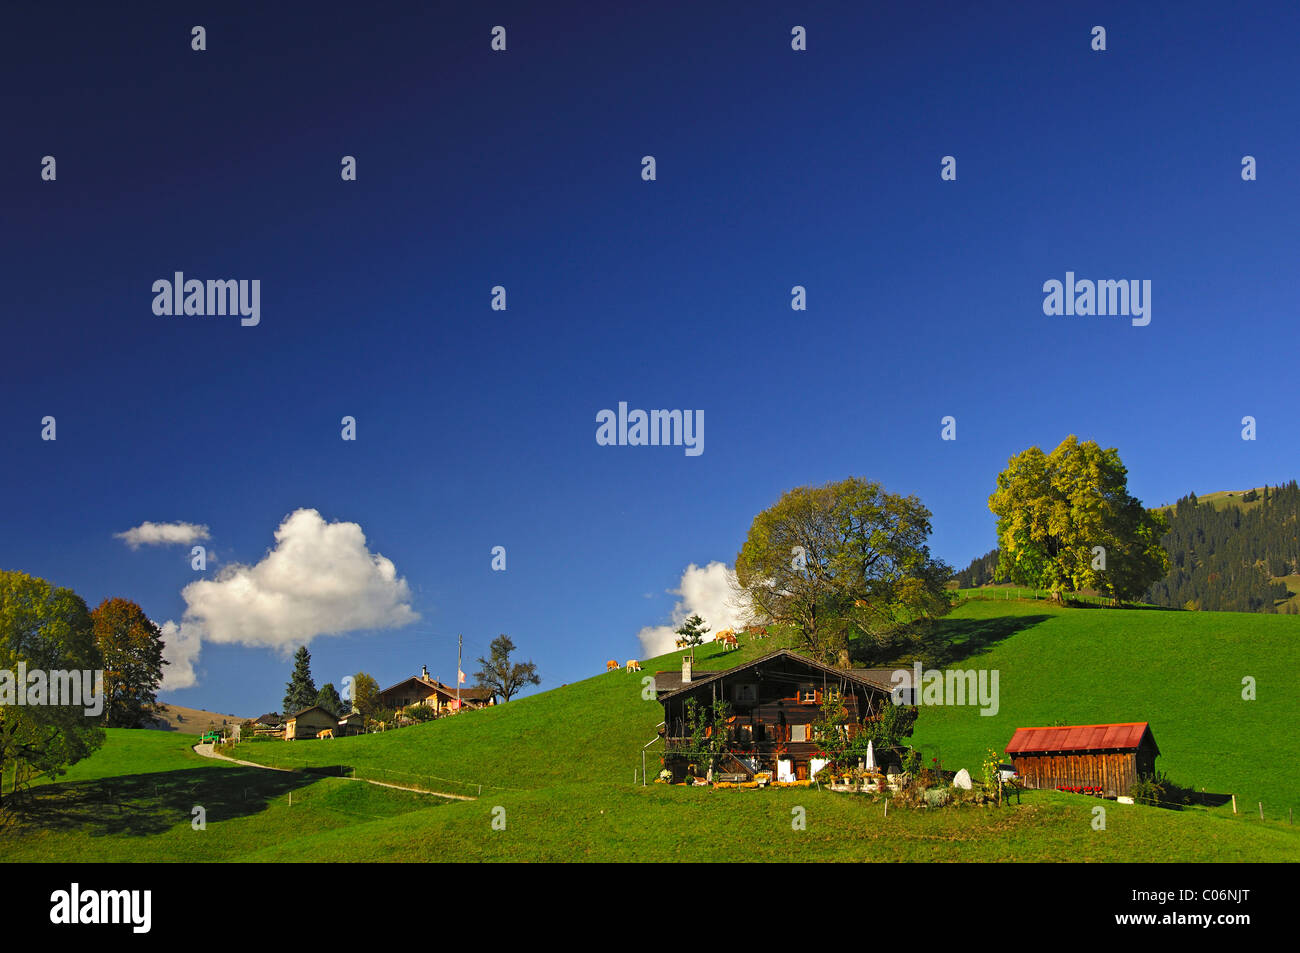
228, 600, 1297, 813
4, 600, 1297, 862
906, 600, 1297, 812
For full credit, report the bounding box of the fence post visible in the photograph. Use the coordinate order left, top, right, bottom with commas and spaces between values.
1259, 802, 1264, 820
1231, 794, 1237, 814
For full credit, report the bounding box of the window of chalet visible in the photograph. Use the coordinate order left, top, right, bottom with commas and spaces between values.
791, 724, 808, 742
733, 683, 758, 704
797, 683, 818, 704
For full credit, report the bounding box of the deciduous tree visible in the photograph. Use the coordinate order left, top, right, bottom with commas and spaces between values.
473, 634, 540, 703
735, 477, 952, 664
90, 597, 166, 727
0, 571, 105, 804
350, 671, 380, 715
989, 436, 1169, 603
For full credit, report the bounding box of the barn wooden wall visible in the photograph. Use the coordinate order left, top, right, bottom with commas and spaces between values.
1011, 751, 1139, 796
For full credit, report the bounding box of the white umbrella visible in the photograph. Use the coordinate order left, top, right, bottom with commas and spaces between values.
865, 739, 877, 772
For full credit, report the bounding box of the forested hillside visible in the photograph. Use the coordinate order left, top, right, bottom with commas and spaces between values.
954, 482, 1300, 613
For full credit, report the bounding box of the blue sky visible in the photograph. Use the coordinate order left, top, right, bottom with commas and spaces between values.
4, 1, 1298, 715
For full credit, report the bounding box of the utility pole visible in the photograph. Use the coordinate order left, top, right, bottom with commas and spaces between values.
457, 633, 462, 709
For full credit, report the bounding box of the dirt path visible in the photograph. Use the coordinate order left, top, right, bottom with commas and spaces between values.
192, 743, 476, 801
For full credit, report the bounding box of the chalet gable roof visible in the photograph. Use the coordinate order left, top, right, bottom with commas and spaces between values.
654, 649, 899, 700
1005, 722, 1158, 756
378, 674, 494, 702
288, 704, 339, 721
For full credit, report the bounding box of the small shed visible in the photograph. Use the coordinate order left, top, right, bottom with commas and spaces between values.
1004, 722, 1159, 797
285, 705, 340, 740
336, 710, 367, 736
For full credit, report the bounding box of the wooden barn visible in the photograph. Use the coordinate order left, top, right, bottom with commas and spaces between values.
284, 705, 339, 740
335, 710, 367, 736
655, 649, 901, 782
1004, 722, 1159, 797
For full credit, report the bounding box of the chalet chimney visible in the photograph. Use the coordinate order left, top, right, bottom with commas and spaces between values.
682, 655, 692, 684
421, 665, 429, 680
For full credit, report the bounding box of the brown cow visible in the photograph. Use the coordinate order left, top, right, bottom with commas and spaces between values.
625, 660, 642, 672
606, 659, 620, 672
318, 728, 335, 740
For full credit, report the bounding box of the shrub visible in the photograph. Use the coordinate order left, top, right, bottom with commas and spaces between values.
1130, 771, 1193, 809
923, 787, 952, 808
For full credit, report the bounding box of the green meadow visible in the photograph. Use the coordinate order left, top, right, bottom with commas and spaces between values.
3, 599, 1297, 861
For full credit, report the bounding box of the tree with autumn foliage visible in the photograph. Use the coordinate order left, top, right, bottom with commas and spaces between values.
988, 436, 1170, 604
90, 597, 168, 727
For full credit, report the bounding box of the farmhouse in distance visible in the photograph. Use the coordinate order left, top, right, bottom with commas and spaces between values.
378, 666, 495, 714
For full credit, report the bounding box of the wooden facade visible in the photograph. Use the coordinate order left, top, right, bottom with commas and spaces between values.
656, 650, 899, 781
378, 669, 494, 715
1004, 723, 1159, 797
285, 705, 340, 740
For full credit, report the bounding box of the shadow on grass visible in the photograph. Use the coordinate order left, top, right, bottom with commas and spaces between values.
1060, 600, 1182, 612
901, 613, 1054, 668
1190, 792, 1234, 808
0, 765, 319, 837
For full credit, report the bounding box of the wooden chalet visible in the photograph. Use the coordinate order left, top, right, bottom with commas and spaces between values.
378, 667, 495, 715
284, 705, 339, 740
655, 649, 901, 782
1004, 722, 1159, 797
251, 712, 285, 737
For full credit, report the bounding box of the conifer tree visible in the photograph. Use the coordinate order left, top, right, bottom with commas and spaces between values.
283, 645, 318, 715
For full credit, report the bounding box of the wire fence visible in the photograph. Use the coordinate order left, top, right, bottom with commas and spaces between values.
330, 763, 534, 797
1027, 774, 1295, 821
956, 587, 1117, 606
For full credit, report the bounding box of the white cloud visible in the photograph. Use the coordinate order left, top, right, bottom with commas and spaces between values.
116, 520, 211, 549
636, 561, 753, 658
159, 509, 420, 686
157, 619, 202, 691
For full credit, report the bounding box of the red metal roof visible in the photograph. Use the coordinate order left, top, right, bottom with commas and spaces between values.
1005, 722, 1156, 755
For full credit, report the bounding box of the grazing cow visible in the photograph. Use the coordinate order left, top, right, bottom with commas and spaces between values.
745, 625, 769, 640
625, 660, 642, 672
675, 638, 689, 648
318, 728, 335, 740
716, 630, 739, 651
606, 659, 620, 672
